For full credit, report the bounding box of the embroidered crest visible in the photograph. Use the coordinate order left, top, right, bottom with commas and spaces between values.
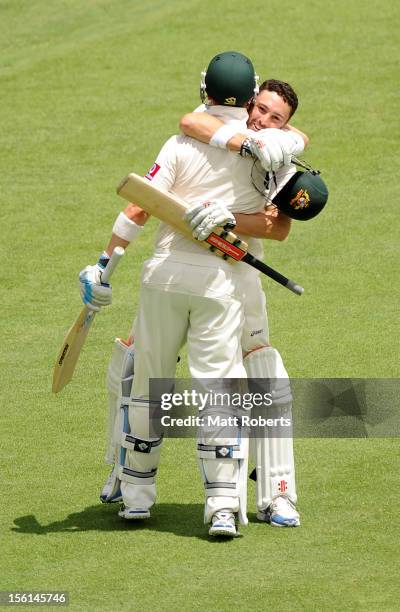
224, 96, 237, 106
290, 188, 310, 210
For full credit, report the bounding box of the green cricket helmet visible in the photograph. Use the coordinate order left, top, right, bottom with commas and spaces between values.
201, 51, 258, 107
272, 170, 328, 220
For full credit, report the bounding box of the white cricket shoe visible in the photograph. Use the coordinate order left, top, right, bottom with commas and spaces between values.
100, 466, 122, 503
118, 505, 150, 520
257, 495, 300, 527
209, 510, 239, 537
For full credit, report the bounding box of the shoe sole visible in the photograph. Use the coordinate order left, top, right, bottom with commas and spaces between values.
118, 510, 150, 520
209, 525, 241, 538
270, 520, 300, 528
209, 529, 235, 536
257, 511, 300, 527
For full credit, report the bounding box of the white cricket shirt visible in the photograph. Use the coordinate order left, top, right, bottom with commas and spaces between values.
146, 105, 266, 265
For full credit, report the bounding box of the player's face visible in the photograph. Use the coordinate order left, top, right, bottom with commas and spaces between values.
247, 90, 292, 131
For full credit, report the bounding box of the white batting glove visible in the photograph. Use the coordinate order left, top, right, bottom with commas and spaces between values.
184, 201, 236, 241
241, 129, 304, 172
78, 252, 112, 312
264, 128, 305, 162
242, 136, 285, 172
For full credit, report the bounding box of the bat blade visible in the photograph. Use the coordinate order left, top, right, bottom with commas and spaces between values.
52, 306, 95, 393
52, 246, 125, 394
117, 173, 192, 234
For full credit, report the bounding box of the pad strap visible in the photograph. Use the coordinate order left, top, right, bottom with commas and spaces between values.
204, 482, 238, 496
197, 443, 245, 459
270, 378, 293, 406
120, 466, 157, 485
122, 435, 163, 453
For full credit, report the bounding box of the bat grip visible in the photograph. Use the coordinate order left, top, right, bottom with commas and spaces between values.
242, 253, 304, 295
102, 246, 125, 283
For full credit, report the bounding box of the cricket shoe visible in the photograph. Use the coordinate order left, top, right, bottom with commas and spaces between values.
257, 495, 300, 527
209, 510, 240, 538
100, 466, 122, 503
118, 505, 151, 520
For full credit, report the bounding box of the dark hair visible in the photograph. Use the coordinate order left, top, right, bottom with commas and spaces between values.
259, 79, 298, 117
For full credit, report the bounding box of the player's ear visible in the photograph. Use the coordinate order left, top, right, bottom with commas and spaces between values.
247, 99, 255, 112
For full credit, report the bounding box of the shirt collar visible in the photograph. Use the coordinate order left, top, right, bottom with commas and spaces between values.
206, 104, 248, 123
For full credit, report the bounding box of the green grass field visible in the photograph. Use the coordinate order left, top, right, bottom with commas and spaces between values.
1, 1, 399, 609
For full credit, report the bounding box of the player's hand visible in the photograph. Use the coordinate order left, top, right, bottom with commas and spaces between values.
78, 253, 112, 312
243, 135, 286, 172
242, 129, 305, 172
184, 201, 236, 241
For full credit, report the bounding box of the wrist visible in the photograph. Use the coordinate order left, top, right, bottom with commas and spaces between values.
239, 137, 253, 158
209, 124, 239, 149
97, 251, 110, 271
112, 211, 145, 241
223, 218, 236, 231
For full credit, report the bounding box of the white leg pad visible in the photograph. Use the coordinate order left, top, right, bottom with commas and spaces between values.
198, 408, 249, 525
105, 338, 135, 464
244, 347, 297, 510
120, 400, 163, 511
100, 375, 134, 503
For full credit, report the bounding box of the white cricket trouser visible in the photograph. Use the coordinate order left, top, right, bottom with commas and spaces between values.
240, 268, 270, 352
121, 255, 247, 516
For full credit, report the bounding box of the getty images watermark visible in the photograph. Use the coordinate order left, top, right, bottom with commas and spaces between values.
147, 378, 400, 438
147, 378, 294, 438
159, 388, 291, 429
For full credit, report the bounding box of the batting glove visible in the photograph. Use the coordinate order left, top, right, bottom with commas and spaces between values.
184, 201, 236, 241
78, 252, 112, 312
240, 129, 304, 172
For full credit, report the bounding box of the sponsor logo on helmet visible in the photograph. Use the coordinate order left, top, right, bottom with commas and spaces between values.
290, 188, 310, 210
145, 162, 161, 181
224, 96, 237, 106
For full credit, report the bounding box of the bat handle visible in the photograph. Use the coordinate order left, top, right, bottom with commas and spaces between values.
242, 253, 304, 296
286, 280, 304, 296
102, 246, 125, 283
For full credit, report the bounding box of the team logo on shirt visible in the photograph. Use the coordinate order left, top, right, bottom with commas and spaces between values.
224, 96, 237, 106
290, 188, 310, 210
145, 163, 161, 181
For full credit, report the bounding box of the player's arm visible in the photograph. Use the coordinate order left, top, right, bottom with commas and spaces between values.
105, 204, 150, 256
234, 207, 291, 241
284, 124, 309, 147
104, 140, 178, 257
180, 112, 226, 143
79, 138, 177, 310
79, 204, 147, 310
180, 112, 249, 151
180, 112, 309, 151
180, 112, 307, 172
105, 139, 177, 256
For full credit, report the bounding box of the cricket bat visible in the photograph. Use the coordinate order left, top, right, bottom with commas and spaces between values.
117, 172, 303, 295
52, 246, 124, 394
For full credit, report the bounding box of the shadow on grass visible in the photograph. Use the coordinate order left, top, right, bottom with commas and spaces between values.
11, 503, 240, 542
